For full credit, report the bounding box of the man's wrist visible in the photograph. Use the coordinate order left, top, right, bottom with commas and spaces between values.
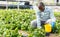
37, 26, 42, 29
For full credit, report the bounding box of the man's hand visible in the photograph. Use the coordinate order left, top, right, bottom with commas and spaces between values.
37, 26, 42, 29
45, 19, 52, 24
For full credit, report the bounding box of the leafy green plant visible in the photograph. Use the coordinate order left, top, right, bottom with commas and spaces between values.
28, 28, 45, 37
3, 28, 20, 37
0, 9, 60, 37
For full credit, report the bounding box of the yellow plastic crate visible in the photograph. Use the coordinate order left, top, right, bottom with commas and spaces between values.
44, 23, 52, 32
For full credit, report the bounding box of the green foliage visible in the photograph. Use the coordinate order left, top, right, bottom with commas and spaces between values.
54, 20, 60, 34
3, 28, 20, 37
54, 12, 60, 17
0, 9, 60, 37
31, 28, 45, 37
0, 9, 36, 37
54, 12, 60, 34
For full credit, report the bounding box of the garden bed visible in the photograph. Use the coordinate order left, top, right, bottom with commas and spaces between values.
0, 9, 60, 37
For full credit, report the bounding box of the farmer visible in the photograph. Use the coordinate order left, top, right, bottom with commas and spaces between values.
31, 2, 56, 29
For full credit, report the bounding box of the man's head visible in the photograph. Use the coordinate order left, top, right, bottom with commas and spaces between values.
38, 2, 45, 11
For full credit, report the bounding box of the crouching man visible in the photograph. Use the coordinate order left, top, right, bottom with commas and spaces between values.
31, 2, 56, 29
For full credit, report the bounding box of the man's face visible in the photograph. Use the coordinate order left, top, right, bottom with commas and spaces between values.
38, 5, 45, 11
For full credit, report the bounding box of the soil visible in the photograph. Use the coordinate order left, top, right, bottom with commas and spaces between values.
46, 33, 60, 37
19, 30, 60, 37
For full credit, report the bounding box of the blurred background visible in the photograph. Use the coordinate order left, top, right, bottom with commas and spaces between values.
0, 0, 60, 12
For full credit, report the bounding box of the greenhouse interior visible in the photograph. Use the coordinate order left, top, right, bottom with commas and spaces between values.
0, 0, 60, 37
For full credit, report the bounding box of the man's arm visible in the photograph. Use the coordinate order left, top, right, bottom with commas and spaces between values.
45, 8, 56, 24
50, 9, 56, 22
36, 11, 41, 28
33, 6, 41, 28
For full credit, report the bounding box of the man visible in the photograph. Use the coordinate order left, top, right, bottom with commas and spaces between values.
31, 2, 56, 29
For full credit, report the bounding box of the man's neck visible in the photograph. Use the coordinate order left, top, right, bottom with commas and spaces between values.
40, 9, 44, 12
40, 8, 45, 12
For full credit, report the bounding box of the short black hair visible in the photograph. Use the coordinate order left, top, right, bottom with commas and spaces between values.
39, 2, 45, 7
